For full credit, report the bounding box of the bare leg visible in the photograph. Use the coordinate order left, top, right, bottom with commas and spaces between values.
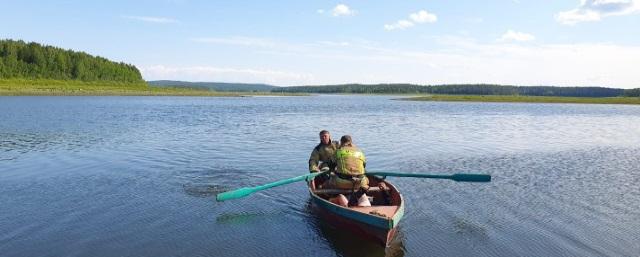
330, 194, 349, 207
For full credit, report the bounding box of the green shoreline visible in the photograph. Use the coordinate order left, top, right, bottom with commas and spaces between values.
2, 80, 638, 104
0, 79, 303, 97
401, 94, 640, 105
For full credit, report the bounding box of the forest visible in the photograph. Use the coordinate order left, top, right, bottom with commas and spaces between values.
0, 39, 143, 82
272, 83, 640, 97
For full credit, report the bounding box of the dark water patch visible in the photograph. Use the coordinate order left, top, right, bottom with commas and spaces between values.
183, 183, 228, 198
174, 166, 268, 199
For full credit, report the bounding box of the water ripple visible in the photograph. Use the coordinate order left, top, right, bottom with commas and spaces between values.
1, 96, 639, 257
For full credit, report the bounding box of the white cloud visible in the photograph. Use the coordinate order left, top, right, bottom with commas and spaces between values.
317, 9, 325, 14
123, 15, 178, 24
332, 4, 355, 16
384, 20, 415, 30
498, 30, 535, 42
409, 10, 437, 23
140, 65, 314, 85
385, 10, 437, 31
556, 0, 640, 25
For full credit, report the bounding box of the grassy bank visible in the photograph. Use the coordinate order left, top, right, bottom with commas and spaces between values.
402, 94, 640, 105
0, 79, 308, 96
0, 79, 244, 96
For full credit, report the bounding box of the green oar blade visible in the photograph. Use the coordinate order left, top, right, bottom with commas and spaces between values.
216, 187, 255, 201
450, 173, 491, 182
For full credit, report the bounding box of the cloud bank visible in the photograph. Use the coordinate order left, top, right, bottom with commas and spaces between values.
140, 65, 314, 85
556, 0, 640, 25
144, 36, 640, 88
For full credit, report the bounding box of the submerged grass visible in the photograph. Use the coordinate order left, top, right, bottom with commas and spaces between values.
403, 94, 640, 105
0, 79, 306, 96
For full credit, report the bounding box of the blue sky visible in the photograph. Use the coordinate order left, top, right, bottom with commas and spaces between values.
2, 0, 639, 88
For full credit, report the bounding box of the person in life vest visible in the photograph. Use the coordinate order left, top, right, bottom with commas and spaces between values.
325, 135, 371, 207
309, 130, 339, 173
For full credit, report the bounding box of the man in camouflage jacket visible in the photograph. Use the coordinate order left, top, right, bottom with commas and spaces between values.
309, 130, 339, 173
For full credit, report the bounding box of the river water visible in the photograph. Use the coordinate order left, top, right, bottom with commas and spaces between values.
1, 95, 639, 257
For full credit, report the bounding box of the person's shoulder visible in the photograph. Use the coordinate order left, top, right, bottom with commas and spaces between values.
314, 142, 327, 151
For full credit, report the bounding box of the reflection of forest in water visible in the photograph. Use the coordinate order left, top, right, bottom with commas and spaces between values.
0, 132, 104, 160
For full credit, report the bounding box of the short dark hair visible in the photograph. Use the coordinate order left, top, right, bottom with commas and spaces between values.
340, 135, 352, 146
319, 130, 330, 135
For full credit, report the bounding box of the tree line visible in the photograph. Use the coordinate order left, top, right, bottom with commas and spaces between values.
0, 39, 143, 82
272, 83, 639, 97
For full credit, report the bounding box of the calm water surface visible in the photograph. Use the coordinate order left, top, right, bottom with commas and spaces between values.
1, 95, 639, 257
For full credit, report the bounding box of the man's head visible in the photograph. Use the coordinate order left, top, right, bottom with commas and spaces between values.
340, 135, 352, 147
319, 130, 331, 145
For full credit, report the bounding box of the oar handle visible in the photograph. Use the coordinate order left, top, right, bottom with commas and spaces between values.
367, 172, 491, 182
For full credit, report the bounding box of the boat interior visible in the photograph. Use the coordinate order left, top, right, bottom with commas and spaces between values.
310, 174, 402, 218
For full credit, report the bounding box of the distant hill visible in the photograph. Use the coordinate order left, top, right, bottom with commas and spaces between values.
148, 80, 278, 92
0, 39, 143, 82
271, 83, 636, 97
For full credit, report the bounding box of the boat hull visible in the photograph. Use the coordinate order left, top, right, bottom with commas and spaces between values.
308, 174, 404, 247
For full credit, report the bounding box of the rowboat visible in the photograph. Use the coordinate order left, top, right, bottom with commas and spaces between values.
217, 169, 488, 246
307, 174, 404, 247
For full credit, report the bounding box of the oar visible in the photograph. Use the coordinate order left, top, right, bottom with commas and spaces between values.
216, 171, 329, 201
367, 172, 491, 182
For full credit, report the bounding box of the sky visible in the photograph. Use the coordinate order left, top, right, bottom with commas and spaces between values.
2, 0, 640, 88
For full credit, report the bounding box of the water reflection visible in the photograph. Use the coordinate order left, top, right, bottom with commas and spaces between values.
215, 211, 272, 225
305, 200, 406, 257
176, 167, 263, 198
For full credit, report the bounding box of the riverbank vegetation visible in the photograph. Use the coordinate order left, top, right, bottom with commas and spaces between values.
0, 79, 310, 96
0, 39, 143, 82
0, 79, 241, 96
271, 83, 640, 97
403, 94, 640, 105
148, 80, 277, 92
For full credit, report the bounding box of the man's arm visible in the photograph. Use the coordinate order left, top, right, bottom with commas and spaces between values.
309, 148, 320, 172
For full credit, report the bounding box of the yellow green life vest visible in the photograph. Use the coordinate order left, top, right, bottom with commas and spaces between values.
335, 146, 366, 176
